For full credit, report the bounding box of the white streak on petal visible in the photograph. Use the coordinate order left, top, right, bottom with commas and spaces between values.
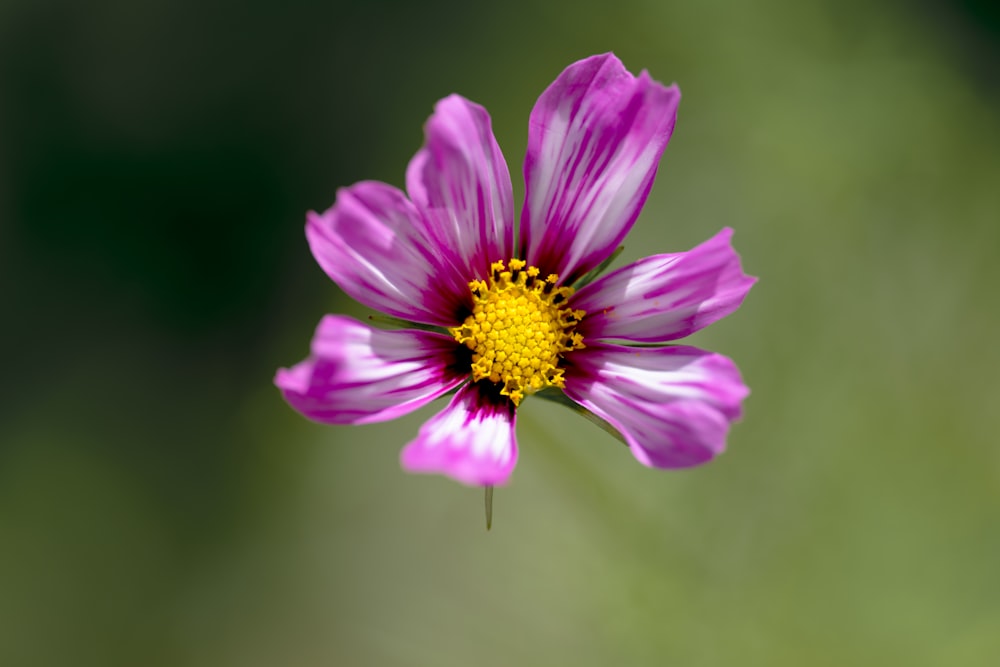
521, 54, 680, 283
574, 228, 757, 343
400, 384, 518, 486
275, 316, 464, 425
565, 343, 748, 468
406, 95, 514, 282
307, 182, 465, 326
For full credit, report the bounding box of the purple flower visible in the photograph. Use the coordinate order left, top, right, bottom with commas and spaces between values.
275, 54, 756, 486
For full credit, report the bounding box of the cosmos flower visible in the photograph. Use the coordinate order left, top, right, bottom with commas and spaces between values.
275, 53, 756, 486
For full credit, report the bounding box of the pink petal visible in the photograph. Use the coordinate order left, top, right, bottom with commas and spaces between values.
306, 181, 465, 327
400, 384, 518, 486
521, 53, 681, 284
573, 228, 757, 343
564, 343, 748, 468
275, 315, 465, 425
406, 95, 514, 283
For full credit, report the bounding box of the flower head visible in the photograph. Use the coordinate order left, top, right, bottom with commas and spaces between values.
276, 54, 756, 486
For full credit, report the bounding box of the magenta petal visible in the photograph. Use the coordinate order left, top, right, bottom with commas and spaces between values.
306, 181, 463, 327
564, 343, 748, 469
406, 94, 514, 283
573, 228, 757, 343
274, 315, 465, 425
521, 53, 681, 283
400, 384, 518, 486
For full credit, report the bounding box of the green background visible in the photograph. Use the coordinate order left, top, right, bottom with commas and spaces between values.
3, 0, 999, 665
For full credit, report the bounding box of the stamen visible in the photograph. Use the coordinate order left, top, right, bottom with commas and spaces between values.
450, 259, 586, 407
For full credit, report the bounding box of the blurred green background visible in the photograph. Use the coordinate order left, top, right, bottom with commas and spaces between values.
2, 0, 999, 665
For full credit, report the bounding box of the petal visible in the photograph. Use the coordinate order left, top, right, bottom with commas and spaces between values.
400, 383, 518, 486
564, 343, 748, 469
275, 315, 465, 425
306, 181, 465, 327
573, 228, 757, 343
521, 53, 681, 284
406, 94, 514, 283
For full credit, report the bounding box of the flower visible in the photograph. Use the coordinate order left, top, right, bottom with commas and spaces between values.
275, 53, 756, 486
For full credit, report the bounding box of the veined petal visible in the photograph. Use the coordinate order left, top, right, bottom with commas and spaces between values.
406, 94, 514, 283
573, 228, 756, 343
521, 53, 680, 284
306, 181, 464, 327
400, 383, 518, 486
275, 315, 465, 425
564, 343, 748, 469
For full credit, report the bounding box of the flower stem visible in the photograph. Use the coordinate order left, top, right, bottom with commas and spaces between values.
367, 314, 448, 334
573, 245, 625, 289
484, 485, 494, 530
533, 388, 628, 447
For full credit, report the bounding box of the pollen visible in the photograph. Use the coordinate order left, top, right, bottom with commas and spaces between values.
450, 259, 586, 406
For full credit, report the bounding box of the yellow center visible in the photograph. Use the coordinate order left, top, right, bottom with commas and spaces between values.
450, 259, 586, 406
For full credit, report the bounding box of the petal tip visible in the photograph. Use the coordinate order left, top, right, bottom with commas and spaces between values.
399, 385, 518, 486
565, 344, 749, 470
400, 445, 514, 487
273, 366, 294, 390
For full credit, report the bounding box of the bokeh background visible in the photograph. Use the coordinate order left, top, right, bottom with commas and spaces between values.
3, 0, 999, 665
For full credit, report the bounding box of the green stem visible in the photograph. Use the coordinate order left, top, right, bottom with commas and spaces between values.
367, 314, 448, 334
573, 245, 625, 289
532, 388, 628, 448
484, 485, 494, 531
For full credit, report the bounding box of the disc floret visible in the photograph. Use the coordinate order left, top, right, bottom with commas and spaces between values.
450, 259, 585, 406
